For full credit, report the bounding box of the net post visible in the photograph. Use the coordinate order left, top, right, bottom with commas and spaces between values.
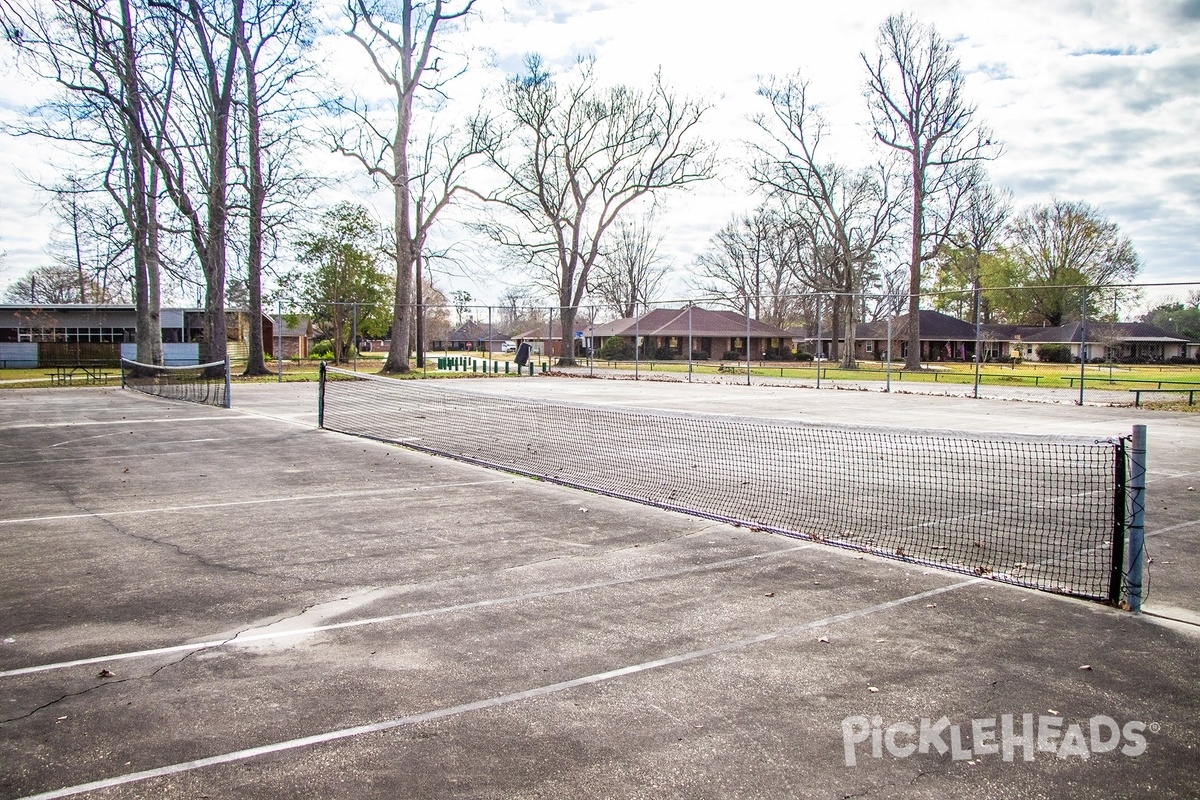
1123, 424, 1147, 612
223, 357, 231, 409
120, 358, 127, 390
318, 361, 327, 428
1108, 436, 1127, 605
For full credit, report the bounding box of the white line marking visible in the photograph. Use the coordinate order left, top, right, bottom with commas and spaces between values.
0, 447, 261, 468
1146, 519, 1200, 538
0, 479, 515, 526
229, 407, 316, 429
1, 417, 226, 431
0, 545, 814, 678
17, 579, 977, 800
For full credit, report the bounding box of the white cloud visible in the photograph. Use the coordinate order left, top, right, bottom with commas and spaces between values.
0, 0, 1196, 304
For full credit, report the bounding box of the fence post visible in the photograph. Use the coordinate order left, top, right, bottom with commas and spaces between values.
635, 305, 641, 380
886, 314, 892, 393
1123, 424, 1147, 612
317, 361, 326, 428
973, 287, 982, 399
687, 303, 693, 383
276, 300, 283, 383
816, 294, 823, 389
1078, 288, 1088, 406
746, 305, 751, 386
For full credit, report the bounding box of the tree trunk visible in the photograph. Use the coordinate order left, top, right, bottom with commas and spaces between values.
904, 163, 923, 370
145, 170, 163, 366
119, 0, 161, 366
841, 282, 857, 370
557, 303, 577, 367
829, 300, 841, 361
240, 32, 269, 376
383, 113, 414, 372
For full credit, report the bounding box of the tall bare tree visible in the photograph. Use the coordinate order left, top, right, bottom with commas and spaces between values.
1, 0, 167, 362
334, 0, 479, 374
692, 205, 801, 329
752, 74, 900, 368
478, 56, 716, 365
863, 13, 997, 369
233, 0, 315, 375
931, 173, 1011, 322
589, 212, 669, 318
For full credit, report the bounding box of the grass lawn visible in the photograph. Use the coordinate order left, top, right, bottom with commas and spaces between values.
4, 355, 1198, 410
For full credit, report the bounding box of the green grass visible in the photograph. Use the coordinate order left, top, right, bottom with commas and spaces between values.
5, 357, 1198, 411
596, 359, 1200, 392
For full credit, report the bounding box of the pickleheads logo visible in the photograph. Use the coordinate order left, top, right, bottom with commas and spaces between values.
841, 714, 1151, 766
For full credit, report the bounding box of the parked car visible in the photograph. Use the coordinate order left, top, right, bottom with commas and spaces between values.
502, 341, 518, 353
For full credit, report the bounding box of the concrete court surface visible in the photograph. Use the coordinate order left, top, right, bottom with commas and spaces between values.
0, 379, 1196, 799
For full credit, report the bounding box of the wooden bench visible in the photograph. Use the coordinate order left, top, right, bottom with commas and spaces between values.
1130, 388, 1198, 407
1068, 375, 1200, 390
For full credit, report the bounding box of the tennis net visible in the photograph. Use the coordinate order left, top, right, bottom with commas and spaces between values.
319, 366, 1129, 602
121, 358, 231, 408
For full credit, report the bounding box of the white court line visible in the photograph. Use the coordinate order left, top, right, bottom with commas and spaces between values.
0, 479, 516, 526
0, 545, 814, 679
1146, 519, 1200, 538
1, 417, 227, 431
0, 446, 266, 468
17, 579, 978, 800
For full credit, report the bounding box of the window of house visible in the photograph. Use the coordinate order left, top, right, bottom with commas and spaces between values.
865, 340, 874, 352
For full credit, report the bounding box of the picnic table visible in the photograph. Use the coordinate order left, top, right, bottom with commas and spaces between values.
46, 364, 115, 386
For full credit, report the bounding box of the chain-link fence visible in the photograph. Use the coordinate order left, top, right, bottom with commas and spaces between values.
264, 280, 1200, 404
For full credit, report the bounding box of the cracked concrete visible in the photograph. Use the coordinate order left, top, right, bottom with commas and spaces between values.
1, 383, 1198, 799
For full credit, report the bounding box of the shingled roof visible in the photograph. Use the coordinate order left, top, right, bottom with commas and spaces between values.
590, 307, 792, 339
855, 310, 978, 341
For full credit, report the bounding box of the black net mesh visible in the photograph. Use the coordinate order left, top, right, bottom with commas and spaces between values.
321, 368, 1121, 600
121, 359, 230, 408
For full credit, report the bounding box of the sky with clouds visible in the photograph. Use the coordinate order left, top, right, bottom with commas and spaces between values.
0, 0, 1197, 309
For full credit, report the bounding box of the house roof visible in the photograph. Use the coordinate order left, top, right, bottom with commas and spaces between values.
278, 315, 312, 338
1018, 321, 1190, 344
855, 310, 978, 341
446, 321, 513, 343
590, 307, 792, 339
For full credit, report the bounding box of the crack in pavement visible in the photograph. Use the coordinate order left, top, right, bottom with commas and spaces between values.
0, 644, 213, 725
47, 479, 343, 588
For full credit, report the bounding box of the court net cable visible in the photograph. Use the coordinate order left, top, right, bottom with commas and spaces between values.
319, 366, 1132, 603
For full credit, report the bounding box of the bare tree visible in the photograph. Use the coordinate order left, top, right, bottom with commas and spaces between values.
692, 205, 801, 329
233, 0, 316, 375
46, 179, 131, 303
931, 172, 1011, 321
589, 212, 669, 318
3, 264, 110, 302
477, 56, 716, 365
752, 74, 900, 368
494, 286, 544, 333
2, 0, 167, 363
334, 0, 479, 374
863, 13, 997, 369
